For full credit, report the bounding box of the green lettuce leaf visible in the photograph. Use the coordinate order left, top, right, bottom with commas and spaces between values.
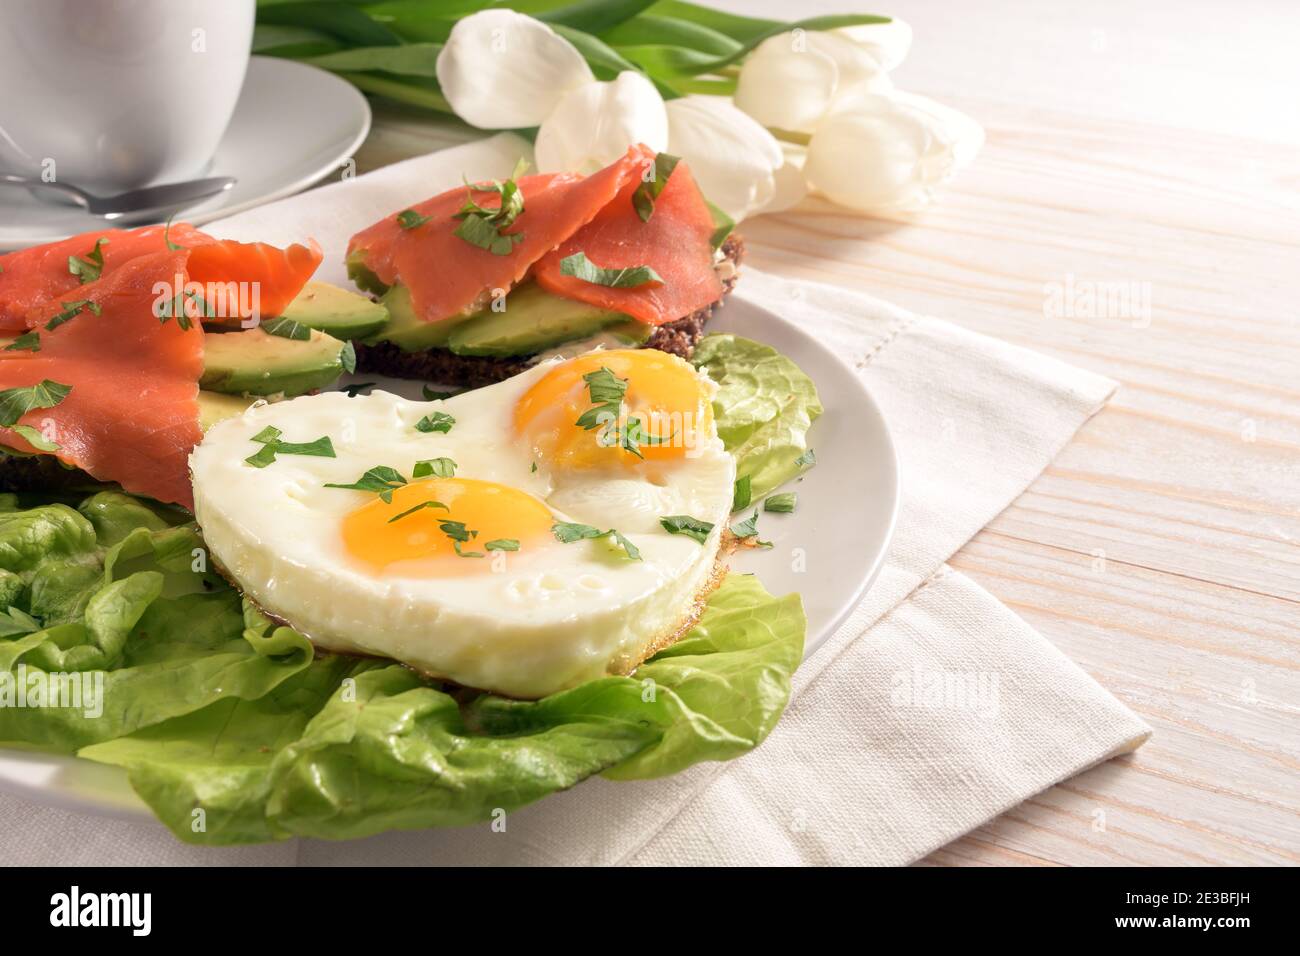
77, 490, 176, 544
0, 502, 97, 572
78, 573, 802, 845
262, 663, 660, 841
602, 572, 805, 779
0, 494, 312, 753
81, 656, 358, 845
692, 333, 824, 499
4, 476, 805, 844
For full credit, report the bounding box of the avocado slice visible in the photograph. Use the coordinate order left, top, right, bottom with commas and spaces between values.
347, 250, 389, 297
197, 391, 255, 431
449, 282, 647, 357
200, 327, 354, 397
366, 280, 651, 358
278, 281, 389, 340
365, 284, 475, 352
600, 318, 655, 348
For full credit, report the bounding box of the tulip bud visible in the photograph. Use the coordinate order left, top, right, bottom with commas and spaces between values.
803, 91, 984, 213
534, 72, 669, 175
832, 18, 914, 72
735, 30, 892, 134
665, 95, 785, 221
765, 144, 809, 214
436, 10, 594, 129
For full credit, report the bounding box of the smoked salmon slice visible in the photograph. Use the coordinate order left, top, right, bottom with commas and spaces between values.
0, 223, 209, 332
0, 250, 204, 509
0, 225, 322, 332
347, 145, 651, 323
186, 237, 323, 322
532, 159, 722, 326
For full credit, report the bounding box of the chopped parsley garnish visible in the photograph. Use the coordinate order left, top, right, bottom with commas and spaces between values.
575, 366, 669, 460
559, 252, 663, 289
794, 448, 817, 468
382, 502, 449, 522
530, 461, 538, 473
764, 493, 797, 513
163, 216, 185, 251
659, 515, 714, 544
154, 290, 212, 331
412, 457, 456, 479
3, 331, 40, 353
0, 379, 72, 424
422, 385, 453, 401
575, 366, 626, 430
552, 522, 602, 544
438, 519, 485, 557
551, 521, 642, 561
730, 510, 760, 538
451, 159, 528, 256
632, 152, 680, 222
342, 381, 376, 397
730, 509, 772, 548
732, 475, 752, 511
384, 503, 504, 559
14, 428, 60, 453
0, 379, 72, 452
613, 418, 666, 456
386, 498, 449, 524
340, 340, 357, 374
608, 530, 642, 561
415, 411, 455, 434
67, 238, 108, 284
262, 316, 312, 341
396, 209, 433, 230
324, 465, 407, 502
45, 299, 101, 331
243, 425, 336, 468
707, 199, 735, 250
454, 214, 524, 256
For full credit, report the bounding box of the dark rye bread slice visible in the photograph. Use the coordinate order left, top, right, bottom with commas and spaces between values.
354, 235, 745, 388
0, 452, 113, 497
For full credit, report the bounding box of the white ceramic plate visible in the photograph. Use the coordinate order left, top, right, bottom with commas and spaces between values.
698, 298, 899, 655
0, 297, 898, 820
0, 57, 371, 252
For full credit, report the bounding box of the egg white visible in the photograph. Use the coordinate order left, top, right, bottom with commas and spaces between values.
189, 357, 735, 698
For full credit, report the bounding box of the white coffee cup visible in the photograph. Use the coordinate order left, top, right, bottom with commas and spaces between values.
0, 0, 254, 193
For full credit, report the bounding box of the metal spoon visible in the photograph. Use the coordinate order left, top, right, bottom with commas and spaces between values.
0, 173, 237, 220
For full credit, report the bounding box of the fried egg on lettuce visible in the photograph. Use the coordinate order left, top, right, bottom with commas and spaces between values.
189, 350, 734, 699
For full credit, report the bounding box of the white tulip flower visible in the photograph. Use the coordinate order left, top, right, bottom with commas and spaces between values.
533, 71, 669, 175
892, 91, 986, 169
664, 95, 786, 222
803, 91, 984, 213
833, 18, 914, 72
436, 10, 594, 129
765, 143, 809, 214
734, 30, 892, 133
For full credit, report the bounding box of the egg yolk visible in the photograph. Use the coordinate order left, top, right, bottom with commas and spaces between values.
342, 478, 553, 572
514, 350, 712, 469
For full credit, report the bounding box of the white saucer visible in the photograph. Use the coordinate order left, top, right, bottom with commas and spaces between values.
0, 57, 371, 252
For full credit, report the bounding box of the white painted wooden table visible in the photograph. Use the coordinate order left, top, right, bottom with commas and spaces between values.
354, 0, 1300, 866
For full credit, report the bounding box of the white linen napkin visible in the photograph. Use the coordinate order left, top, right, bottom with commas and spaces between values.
0, 135, 1148, 866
